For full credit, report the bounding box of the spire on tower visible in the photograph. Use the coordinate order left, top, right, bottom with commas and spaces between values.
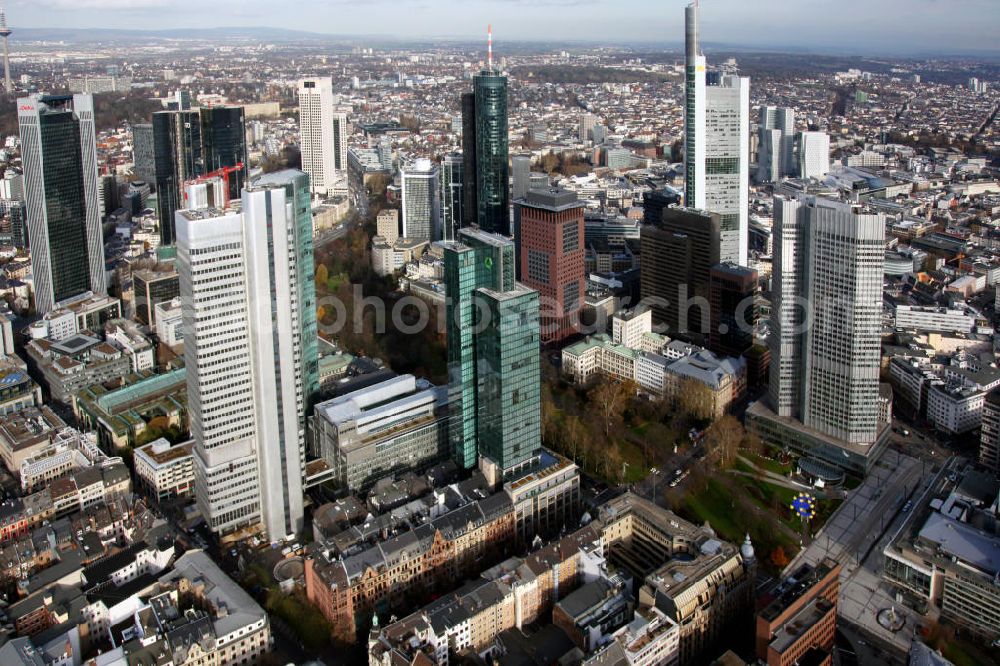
487, 24, 493, 71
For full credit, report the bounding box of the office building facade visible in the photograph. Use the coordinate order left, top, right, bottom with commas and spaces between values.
440, 153, 463, 242
132, 268, 179, 326
462, 67, 510, 235
444, 228, 540, 475
756, 106, 794, 183
177, 169, 317, 540
797, 131, 831, 180
314, 375, 449, 491
19, 94, 107, 314
768, 195, 883, 444
709, 262, 757, 357
640, 207, 721, 338
517, 188, 586, 343
297, 78, 339, 196
132, 123, 156, 185
684, 1, 706, 211
400, 158, 441, 242
154, 106, 247, 245
705, 75, 750, 265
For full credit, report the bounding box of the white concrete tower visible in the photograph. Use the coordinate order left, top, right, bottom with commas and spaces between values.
684, 1, 706, 211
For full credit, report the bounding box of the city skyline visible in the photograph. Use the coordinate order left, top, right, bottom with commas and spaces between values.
6, 0, 1000, 55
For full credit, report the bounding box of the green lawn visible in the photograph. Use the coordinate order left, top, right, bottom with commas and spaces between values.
619, 437, 649, 483
681, 477, 744, 539
746, 452, 792, 476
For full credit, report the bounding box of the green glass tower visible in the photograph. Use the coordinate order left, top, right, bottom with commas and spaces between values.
461, 53, 510, 236
475, 286, 540, 472
444, 228, 539, 473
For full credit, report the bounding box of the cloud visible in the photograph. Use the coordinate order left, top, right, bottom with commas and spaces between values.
26, 0, 172, 9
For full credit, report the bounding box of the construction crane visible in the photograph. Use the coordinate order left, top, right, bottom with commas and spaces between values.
183, 162, 245, 209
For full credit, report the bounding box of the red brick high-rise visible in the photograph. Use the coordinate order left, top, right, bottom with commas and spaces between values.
517, 188, 586, 343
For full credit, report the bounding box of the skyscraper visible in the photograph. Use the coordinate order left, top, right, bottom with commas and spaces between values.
444, 228, 540, 475
709, 262, 757, 357
640, 207, 720, 338
199, 105, 248, 201
767, 195, 884, 445
332, 111, 349, 173
462, 27, 510, 236
440, 153, 464, 242
684, 2, 749, 266
797, 131, 831, 180
19, 94, 106, 314
511, 155, 531, 202
132, 123, 156, 185
153, 109, 201, 245
401, 159, 441, 242
297, 78, 338, 197
578, 112, 598, 143
153, 106, 248, 245
177, 169, 317, 540
684, 1, 706, 211
706, 75, 750, 265
517, 188, 585, 344
756, 106, 795, 183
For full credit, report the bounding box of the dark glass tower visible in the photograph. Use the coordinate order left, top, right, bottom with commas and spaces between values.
18, 94, 106, 314
460, 92, 478, 228
200, 106, 248, 201
462, 66, 510, 236
153, 106, 247, 246
153, 109, 202, 246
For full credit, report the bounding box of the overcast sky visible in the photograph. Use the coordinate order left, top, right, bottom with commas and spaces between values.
9, 0, 1000, 54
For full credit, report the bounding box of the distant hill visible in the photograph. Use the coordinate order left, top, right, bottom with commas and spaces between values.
13, 26, 337, 43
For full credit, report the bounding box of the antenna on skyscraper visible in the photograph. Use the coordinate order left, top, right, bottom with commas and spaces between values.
487, 24, 493, 71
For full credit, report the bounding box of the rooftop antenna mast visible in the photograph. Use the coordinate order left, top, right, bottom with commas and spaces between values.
487, 24, 493, 71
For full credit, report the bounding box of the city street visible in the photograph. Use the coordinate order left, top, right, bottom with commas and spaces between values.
788, 450, 958, 661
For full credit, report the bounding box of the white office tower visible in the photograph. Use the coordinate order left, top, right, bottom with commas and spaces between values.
768, 195, 884, 445
683, 1, 706, 211
401, 158, 441, 242
797, 131, 831, 179
19, 94, 106, 314
297, 78, 337, 196
177, 170, 317, 540
756, 106, 794, 182
705, 74, 750, 265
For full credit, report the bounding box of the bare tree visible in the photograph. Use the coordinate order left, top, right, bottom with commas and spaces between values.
589, 379, 636, 437
703, 415, 744, 469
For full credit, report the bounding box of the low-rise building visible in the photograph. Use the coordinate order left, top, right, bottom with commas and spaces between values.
755, 558, 840, 666
599, 493, 756, 665
313, 374, 449, 491
153, 296, 184, 348
0, 406, 67, 475
369, 522, 606, 666
74, 367, 188, 450
882, 466, 1000, 643
134, 438, 195, 502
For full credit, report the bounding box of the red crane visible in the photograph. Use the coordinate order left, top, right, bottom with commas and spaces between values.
182, 162, 245, 208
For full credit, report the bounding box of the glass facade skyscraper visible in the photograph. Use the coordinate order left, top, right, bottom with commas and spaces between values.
200, 106, 249, 201
18, 94, 106, 314
153, 109, 202, 246
474, 286, 540, 472
462, 68, 510, 236
444, 228, 538, 474
154, 106, 247, 246
440, 153, 463, 242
